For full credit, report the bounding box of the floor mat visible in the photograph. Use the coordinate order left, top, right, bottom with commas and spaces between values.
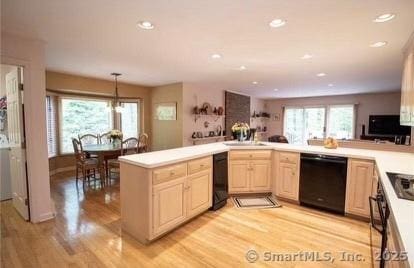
232, 196, 282, 209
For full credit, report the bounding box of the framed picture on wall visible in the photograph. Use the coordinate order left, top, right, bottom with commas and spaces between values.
272, 113, 280, 121
154, 102, 177, 120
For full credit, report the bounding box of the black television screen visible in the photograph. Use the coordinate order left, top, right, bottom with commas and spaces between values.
368, 115, 411, 136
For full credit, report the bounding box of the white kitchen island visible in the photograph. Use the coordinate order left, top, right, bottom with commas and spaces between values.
119, 141, 414, 267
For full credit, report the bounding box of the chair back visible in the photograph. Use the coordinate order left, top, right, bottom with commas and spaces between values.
72, 138, 86, 162
268, 135, 289, 143
99, 131, 111, 144
121, 137, 139, 155
138, 133, 149, 153
79, 133, 99, 148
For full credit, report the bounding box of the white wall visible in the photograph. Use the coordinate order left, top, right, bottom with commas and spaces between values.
265, 92, 402, 138
1, 32, 54, 222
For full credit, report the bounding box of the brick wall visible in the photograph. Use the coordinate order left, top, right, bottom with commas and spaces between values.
225, 91, 251, 138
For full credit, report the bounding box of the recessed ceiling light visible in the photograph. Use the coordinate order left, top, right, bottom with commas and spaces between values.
373, 14, 395, 23
239, 65, 247, 70
316, 73, 326, 77
370, 41, 387, 48
273, 88, 279, 91
301, 54, 314, 59
211, 54, 222, 59
328, 84, 334, 87
252, 81, 258, 85
137, 21, 154, 30
269, 19, 287, 28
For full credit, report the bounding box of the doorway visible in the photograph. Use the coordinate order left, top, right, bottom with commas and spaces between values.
0, 64, 30, 221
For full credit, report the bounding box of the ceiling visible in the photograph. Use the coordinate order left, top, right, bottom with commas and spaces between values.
2, 0, 414, 99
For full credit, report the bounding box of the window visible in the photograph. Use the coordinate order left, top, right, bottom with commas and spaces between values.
327, 105, 355, 139
284, 105, 355, 144
120, 101, 140, 139
284, 107, 325, 144
60, 98, 113, 153
46, 96, 57, 157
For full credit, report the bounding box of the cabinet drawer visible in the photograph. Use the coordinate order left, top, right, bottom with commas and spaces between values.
279, 152, 299, 164
153, 163, 187, 185
188, 156, 212, 175
229, 150, 271, 160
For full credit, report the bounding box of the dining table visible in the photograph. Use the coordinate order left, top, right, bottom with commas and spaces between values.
82, 143, 122, 186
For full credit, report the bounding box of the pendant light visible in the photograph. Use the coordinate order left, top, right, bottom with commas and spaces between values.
111, 72, 124, 113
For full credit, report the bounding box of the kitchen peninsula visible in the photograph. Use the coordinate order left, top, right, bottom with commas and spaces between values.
119, 141, 414, 267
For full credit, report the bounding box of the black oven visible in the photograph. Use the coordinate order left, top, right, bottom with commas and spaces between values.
369, 182, 390, 268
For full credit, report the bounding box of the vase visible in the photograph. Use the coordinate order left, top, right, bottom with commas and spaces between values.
112, 138, 121, 147
237, 132, 245, 142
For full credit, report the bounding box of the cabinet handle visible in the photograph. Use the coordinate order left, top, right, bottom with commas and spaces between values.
200, 164, 204, 168
185, 186, 190, 190
170, 171, 175, 176
249, 154, 253, 157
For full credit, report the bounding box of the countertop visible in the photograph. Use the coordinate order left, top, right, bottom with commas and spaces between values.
119, 141, 414, 266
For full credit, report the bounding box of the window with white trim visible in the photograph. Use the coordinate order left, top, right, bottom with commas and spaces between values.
119, 101, 140, 139
283, 104, 355, 144
60, 97, 113, 153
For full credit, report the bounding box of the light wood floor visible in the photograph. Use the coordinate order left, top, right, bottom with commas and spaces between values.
1, 172, 375, 267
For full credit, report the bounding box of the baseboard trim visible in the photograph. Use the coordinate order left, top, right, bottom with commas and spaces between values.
33, 211, 56, 223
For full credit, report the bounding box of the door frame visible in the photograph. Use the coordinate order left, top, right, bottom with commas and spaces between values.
1, 56, 34, 221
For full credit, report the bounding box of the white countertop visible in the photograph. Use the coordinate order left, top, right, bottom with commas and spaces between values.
119, 141, 414, 266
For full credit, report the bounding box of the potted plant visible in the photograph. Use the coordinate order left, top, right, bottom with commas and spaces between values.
109, 129, 123, 146
231, 122, 250, 142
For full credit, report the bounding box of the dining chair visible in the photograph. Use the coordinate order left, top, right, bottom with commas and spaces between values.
107, 137, 139, 185
138, 133, 149, 153
72, 138, 102, 190
79, 133, 99, 158
99, 131, 111, 144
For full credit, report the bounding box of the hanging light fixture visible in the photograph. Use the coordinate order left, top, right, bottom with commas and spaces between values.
111, 72, 124, 113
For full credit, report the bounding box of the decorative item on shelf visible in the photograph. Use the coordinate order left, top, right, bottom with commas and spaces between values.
193, 106, 200, 115
252, 110, 257, 118
263, 126, 267, 132
209, 131, 215, 137
217, 106, 224, 115
324, 137, 338, 149
216, 125, 222, 136
109, 129, 123, 146
231, 122, 250, 142
213, 107, 218, 115
261, 112, 270, 118
0, 96, 7, 110
196, 132, 203, 138
272, 113, 280, 121
201, 102, 212, 115
204, 121, 209, 128
192, 132, 197, 139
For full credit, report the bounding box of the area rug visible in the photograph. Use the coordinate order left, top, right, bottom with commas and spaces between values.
232, 196, 282, 209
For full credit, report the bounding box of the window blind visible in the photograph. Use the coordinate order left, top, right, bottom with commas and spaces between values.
46, 95, 57, 157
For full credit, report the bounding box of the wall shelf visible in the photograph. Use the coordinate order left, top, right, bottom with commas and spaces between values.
193, 114, 225, 122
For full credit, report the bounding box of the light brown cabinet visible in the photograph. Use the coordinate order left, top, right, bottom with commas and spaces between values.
345, 159, 374, 217
228, 150, 272, 193
273, 151, 300, 201
153, 177, 187, 235
187, 169, 212, 217
120, 156, 212, 243
276, 162, 299, 201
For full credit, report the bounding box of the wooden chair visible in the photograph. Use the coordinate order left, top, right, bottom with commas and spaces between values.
107, 138, 139, 185
72, 138, 102, 190
99, 131, 111, 144
138, 133, 149, 153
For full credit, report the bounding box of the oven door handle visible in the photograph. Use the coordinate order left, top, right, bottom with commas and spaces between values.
369, 196, 383, 233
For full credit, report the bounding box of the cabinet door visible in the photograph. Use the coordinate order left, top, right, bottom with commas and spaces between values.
187, 169, 212, 218
229, 160, 250, 193
345, 159, 374, 217
250, 160, 271, 192
153, 177, 187, 235
277, 162, 299, 201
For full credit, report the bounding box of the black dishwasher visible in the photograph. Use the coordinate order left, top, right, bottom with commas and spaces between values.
211, 152, 228, 210
299, 153, 347, 214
